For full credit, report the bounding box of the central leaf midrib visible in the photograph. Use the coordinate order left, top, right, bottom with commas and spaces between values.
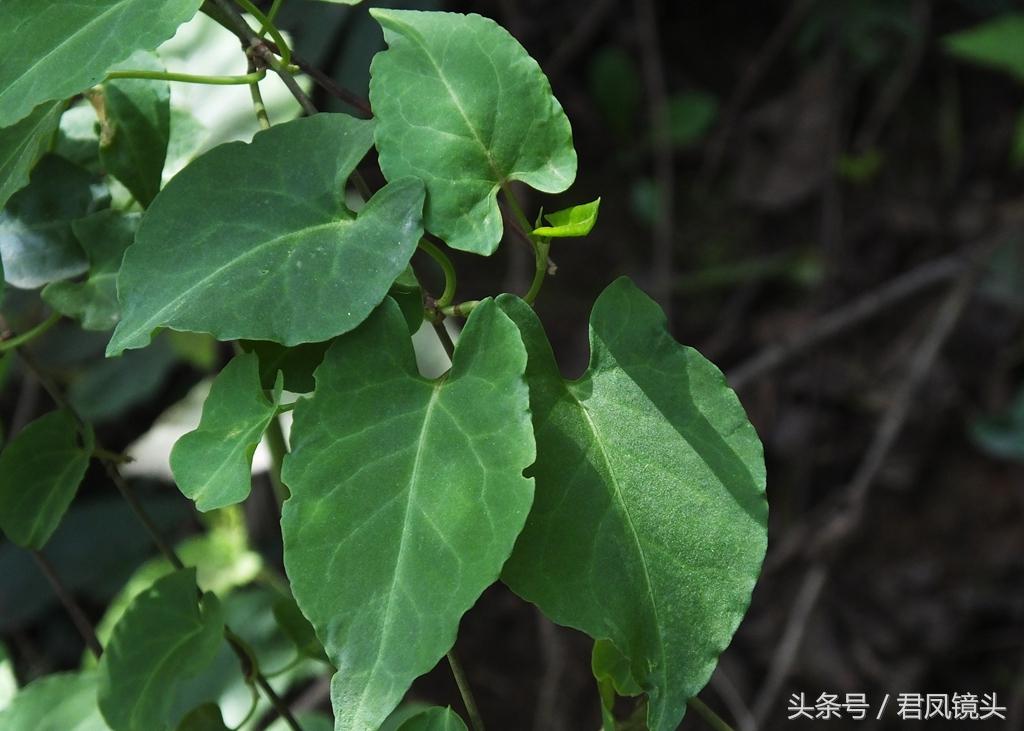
569, 385, 668, 698
403, 26, 505, 187
351, 380, 443, 723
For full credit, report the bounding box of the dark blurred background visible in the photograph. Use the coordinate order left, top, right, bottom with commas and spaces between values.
3, 1, 1024, 729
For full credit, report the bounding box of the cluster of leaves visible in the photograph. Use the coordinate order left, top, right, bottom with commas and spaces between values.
0, 2, 768, 731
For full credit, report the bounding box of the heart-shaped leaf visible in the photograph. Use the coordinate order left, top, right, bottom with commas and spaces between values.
281, 297, 534, 731
0, 410, 94, 549
0, 0, 203, 128
170, 353, 281, 512
98, 568, 225, 731
497, 278, 768, 731
108, 114, 425, 355
369, 9, 576, 255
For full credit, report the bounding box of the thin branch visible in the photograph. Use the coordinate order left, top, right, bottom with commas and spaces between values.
208, 0, 316, 116
447, 650, 486, 731
432, 321, 456, 362
750, 564, 828, 727
751, 240, 994, 723
32, 550, 103, 659
727, 255, 964, 389
0, 312, 60, 353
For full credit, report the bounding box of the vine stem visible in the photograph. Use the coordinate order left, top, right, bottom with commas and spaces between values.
208, 0, 316, 117
227, 629, 304, 731
439, 300, 480, 318
687, 697, 736, 731
500, 184, 551, 305
418, 239, 457, 308
16, 348, 304, 731
106, 68, 266, 85
264, 414, 289, 506
247, 58, 271, 130
446, 651, 486, 731
234, 0, 291, 66
32, 550, 103, 659
0, 312, 60, 352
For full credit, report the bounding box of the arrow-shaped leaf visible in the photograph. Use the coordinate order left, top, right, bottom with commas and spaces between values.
497, 278, 768, 731
170, 353, 281, 512
108, 114, 425, 355
281, 298, 534, 731
369, 10, 576, 255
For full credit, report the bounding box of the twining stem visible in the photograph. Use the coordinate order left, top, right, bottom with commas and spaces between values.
264, 414, 289, 506
262, 0, 285, 32
418, 239, 457, 308
234, 0, 292, 66
446, 650, 486, 731
440, 300, 480, 318
0, 312, 60, 353
247, 58, 272, 130
227, 629, 304, 731
524, 236, 552, 305
499, 184, 552, 305
208, 0, 316, 117
687, 697, 736, 731
106, 68, 266, 85
32, 551, 103, 659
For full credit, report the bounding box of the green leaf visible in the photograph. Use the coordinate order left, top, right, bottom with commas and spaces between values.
944, 13, 1024, 82
281, 297, 534, 730
42, 211, 138, 330
272, 594, 329, 662
0, 643, 16, 711
397, 707, 468, 731
240, 340, 332, 394
98, 568, 226, 731
0, 410, 94, 549
0, 670, 111, 731
108, 114, 425, 355
95, 52, 171, 207
0, 155, 105, 290
0, 0, 203, 128
496, 278, 768, 731
176, 704, 228, 731
0, 101, 65, 211
532, 198, 601, 238
170, 353, 281, 511
369, 9, 576, 255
